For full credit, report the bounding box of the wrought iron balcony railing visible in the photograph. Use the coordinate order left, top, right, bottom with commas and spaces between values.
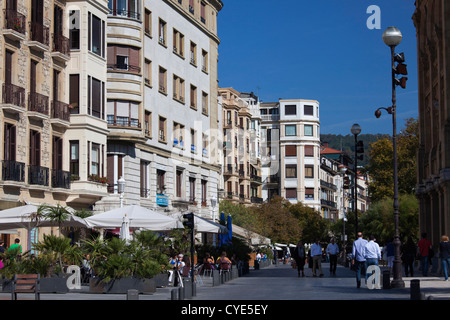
2, 83, 26, 108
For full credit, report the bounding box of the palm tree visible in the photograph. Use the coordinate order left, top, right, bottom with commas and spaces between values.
41, 204, 70, 236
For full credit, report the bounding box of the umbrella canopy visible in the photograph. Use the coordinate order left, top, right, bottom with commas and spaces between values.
0, 204, 88, 230
85, 205, 183, 231
227, 214, 232, 241
169, 212, 228, 233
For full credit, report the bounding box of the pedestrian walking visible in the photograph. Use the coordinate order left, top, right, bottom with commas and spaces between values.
439, 235, 450, 281
417, 232, 432, 276
363, 235, 381, 282
311, 238, 323, 277
383, 240, 395, 274
352, 232, 368, 288
401, 236, 416, 277
326, 238, 339, 276
292, 240, 307, 277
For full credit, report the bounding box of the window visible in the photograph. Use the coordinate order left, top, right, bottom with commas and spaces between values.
285, 124, 296, 136
285, 164, 297, 178
200, 2, 206, 23
304, 125, 313, 136
305, 188, 314, 200
173, 29, 184, 57
88, 13, 105, 57
108, 0, 140, 19
159, 66, 167, 94
190, 41, 197, 65
304, 145, 314, 157
190, 129, 197, 153
157, 169, 165, 193
189, 0, 194, 14
70, 140, 79, 176
159, 116, 167, 142
304, 105, 314, 116
144, 59, 151, 86
91, 143, 100, 175
107, 154, 123, 193
285, 105, 296, 115
305, 165, 314, 178
107, 45, 140, 73
144, 111, 151, 137
29, 130, 41, 167
88, 76, 105, 119
140, 161, 149, 198
176, 170, 183, 198
173, 74, 185, 102
285, 145, 296, 157
173, 122, 185, 148
202, 91, 208, 114
202, 134, 208, 157
286, 188, 297, 199
107, 100, 139, 127
144, 9, 151, 35
189, 177, 196, 202
69, 74, 79, 114
201, 180, 207, 206
201, 50, 208, 72
69, 10, 80, 49
158, 19, 166, 45
190, 84, 197, 109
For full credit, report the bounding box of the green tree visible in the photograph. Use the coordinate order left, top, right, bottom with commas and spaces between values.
365, 118, 419, 202
288, 202, 329, 243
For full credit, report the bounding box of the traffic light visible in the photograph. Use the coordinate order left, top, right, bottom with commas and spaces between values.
394, 52, 408, 89
183, 212, 194, 229
343, 176, 350, 189
356, 140, 364, 161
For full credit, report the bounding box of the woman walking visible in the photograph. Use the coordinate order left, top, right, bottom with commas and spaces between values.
292, 240, 307, 277
439, 235, 450, 281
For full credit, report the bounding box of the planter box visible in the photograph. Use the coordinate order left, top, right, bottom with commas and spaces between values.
2, 274, 68, 294
89, 277, 157, 294
153, 273, 168, 288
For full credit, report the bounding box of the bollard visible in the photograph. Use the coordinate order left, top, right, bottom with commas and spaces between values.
127, 289, 139, 300
212, 270, 220, 286
171, 288, 178, 300
178, 286, 185, 300
184, 279, 192, 299
410, 279, 421, 300
382, 270, 391, 289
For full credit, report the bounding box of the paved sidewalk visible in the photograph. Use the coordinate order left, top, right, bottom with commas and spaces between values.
0, 262, 448, 301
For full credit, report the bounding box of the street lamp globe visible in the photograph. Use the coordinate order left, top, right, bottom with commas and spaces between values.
383, 26, 402, 47
118, 176, 126, 194
339, 165, 347, 174
350, 123, 361, 136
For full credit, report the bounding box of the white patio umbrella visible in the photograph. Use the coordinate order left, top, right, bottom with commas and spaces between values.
0, 204, 88, 231
85, 205, 183, 231
169, 212, 228, 233
119, 214, 131, 243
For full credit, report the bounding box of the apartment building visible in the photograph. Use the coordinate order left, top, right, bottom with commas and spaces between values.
219, 87, 262, 205
99, 0, 224, 219
0, 0, 107, 247
413, 0, 450, 244
260, 99, 321, 212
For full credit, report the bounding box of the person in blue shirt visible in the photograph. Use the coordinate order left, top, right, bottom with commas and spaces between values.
352, 232, 368, 288
364, 235, 381, 281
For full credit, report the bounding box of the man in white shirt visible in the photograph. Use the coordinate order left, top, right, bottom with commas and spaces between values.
326, 238, 339, 276
364, 235, 381, 282
311, 238, 323, 277
352, 232, 368, 288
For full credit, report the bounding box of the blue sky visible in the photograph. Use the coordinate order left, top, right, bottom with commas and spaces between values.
217, 0, 418, 135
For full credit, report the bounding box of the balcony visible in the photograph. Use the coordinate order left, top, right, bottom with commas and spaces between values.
251, 196, 263, 204
50, 100, 70, 127
52, 169, 70, 189
250, 174, 262, 183
28, 165, 49, 187
28, 92, 49, 120
320, 179, 337, 191
2, 160, 25, 182
2, 83, 26, 113
107, 63, 140, 74
223, 164, 234, 175
28, 21, 50, 51
3, 9, 26, 41
321, 199, 337, 209
108, 9, 140, 20
52, 33, 70, 62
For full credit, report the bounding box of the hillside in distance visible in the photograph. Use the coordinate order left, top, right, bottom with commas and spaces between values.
320, 133, 389, 167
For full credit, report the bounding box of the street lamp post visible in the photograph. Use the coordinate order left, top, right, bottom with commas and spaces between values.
375, 26, 405, 288
339, 165, 348, 266
350, 123, 361, 239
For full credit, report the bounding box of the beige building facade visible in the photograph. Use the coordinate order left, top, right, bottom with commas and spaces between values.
413, 0, 450, 245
